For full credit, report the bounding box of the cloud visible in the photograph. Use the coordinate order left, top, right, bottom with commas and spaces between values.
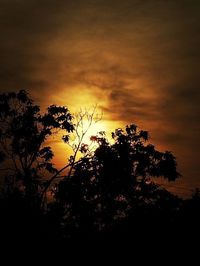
0, 0, 200, 195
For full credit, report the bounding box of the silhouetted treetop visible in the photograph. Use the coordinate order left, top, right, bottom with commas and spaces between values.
0, 90, 183, 244
54, 124, 180, 237
0, 90, 74, 204
87, 124, 180, 182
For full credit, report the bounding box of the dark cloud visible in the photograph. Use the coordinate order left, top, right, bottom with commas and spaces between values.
100, 88, 158, 122
0, 0, 200, 196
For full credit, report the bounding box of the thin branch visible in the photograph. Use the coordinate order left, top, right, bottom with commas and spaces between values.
40, 161, 75, 207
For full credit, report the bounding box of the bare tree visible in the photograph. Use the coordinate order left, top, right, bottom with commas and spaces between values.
40, 106, 102, 206
66, 106, 102, 177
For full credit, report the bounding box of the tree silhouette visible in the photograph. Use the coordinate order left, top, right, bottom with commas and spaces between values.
0, 90, 185, 244
53, 124, 180, 239
0, 90, 73, 207
40, 106, 102, 207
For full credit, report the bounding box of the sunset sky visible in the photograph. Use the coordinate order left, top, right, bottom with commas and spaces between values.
0, 0, 200, 197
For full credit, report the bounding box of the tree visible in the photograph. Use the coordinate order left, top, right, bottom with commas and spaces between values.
0, 90, 74, 206
40, 106, 102, 206
54, 124, 180, 238
0, 90, 181, 241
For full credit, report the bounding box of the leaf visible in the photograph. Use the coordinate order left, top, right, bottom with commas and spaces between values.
45, 162, 58, 173
62, 135, 69, 143
39, 146, 54, 161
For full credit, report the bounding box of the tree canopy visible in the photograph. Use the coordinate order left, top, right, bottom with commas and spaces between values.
54, 125, 180, 238
0, 90, 186, 244
0, 90, 73, 205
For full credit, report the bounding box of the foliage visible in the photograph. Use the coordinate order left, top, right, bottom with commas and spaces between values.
0, 90, 73, 204
54, 124, 180, 237
0, 90, 185, 243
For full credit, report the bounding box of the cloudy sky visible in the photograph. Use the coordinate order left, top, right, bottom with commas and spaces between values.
0, 0, 200, 197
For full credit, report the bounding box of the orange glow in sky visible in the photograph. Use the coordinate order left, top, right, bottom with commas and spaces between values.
1, 0, 200, 197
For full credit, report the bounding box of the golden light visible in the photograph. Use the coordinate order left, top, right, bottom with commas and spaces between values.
51, 118, 114, 170
48, 85, 124, 169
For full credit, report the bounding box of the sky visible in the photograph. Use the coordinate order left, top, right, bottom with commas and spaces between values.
0, 0, 200, 197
